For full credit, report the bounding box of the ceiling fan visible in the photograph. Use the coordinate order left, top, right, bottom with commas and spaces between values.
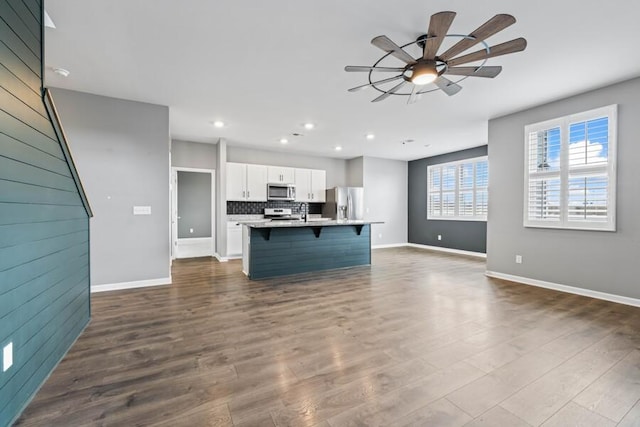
345, 11, 527, 104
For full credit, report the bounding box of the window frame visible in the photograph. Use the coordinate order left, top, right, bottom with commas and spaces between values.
427, 155, 488, 222
523, 104, 617, 231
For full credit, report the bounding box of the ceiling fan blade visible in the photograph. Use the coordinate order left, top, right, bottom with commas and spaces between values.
439, 14, 516, 61
348, 75, 405, 92
447, 38, 527, 67
371, 35, 416, 64
444, 66, 502, 78
434, 76, 462, 96
407, 84, 421, 104
372, 80, 407, 102
345, 65, 406, 72
423, 11, 457, 60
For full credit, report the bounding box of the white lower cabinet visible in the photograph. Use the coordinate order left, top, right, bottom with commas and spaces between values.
227, 222, 242, 257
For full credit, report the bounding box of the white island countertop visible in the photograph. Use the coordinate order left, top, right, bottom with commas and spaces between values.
242, 219, 383, 228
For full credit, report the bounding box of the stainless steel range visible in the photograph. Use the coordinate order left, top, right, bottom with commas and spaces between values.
264, 208, 300, 221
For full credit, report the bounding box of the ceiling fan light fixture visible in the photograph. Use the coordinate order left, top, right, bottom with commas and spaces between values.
411, 62, 438, 86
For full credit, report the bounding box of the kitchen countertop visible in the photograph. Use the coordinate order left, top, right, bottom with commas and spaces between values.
243, 219, 383, 228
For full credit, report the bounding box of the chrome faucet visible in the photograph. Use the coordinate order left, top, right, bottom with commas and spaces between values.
299, 203, 307, 221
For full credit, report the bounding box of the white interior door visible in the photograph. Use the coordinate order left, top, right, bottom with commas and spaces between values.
171, 167, 216, 259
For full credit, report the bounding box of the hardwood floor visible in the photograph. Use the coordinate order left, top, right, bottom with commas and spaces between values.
15, 247, 640, 426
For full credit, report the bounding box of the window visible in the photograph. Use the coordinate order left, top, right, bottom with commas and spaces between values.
428, 156, 488, 221
524, 104, 617, 231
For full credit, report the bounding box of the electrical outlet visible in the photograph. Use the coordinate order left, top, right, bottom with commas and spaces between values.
3, 342, 13, 372
189, 228, 194, 233
515, 255, 522, 264
437, 235, 442, 241
378, 233, 382, 239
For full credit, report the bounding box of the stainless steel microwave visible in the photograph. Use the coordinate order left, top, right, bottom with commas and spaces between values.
267, 183, 296, 201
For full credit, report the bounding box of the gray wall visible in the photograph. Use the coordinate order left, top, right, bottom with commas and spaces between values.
362, 157, 408, 246
227, 145, 348, 188
408, 146, 488, 253
52, 88, 171, 286
171, 139, 217, 169
346, 157, 363, 187
216, 140, 227, 257
487, 77, 640, 299
177, 171, 211, 238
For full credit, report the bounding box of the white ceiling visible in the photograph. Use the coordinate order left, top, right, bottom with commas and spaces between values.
44, 0, 640, 161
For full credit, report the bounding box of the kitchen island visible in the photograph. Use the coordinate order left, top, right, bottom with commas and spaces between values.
241, 220, 381, 280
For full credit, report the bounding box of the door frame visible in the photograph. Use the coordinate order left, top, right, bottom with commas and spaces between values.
171, 167, 216, 260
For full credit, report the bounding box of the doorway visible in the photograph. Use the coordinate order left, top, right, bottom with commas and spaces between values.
171, 167, 215, 259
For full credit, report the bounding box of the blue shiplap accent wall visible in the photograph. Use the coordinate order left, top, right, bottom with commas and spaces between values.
0, 1, 91, 426
249, 225, 371, 279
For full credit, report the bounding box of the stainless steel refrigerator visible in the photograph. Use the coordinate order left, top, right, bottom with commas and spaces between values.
323, 187, 364, 220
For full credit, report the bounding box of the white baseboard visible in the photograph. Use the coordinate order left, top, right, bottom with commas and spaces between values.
485, 271, 640, 308
406, 243, 487, 259
175, 237, 213, 259
372, 243, 407, 249
214, 253, 229, 263
91, 277, 172, 293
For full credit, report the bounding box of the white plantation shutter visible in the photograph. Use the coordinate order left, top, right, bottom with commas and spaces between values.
524, 105, 617, 231
458, 163, 474, 217
567, 176, 608, 221
427, 156, 488, 221
527, 178, 561, 220
428, 166, 441, 217
441, 165, 456, 217
474, 161, 489, 217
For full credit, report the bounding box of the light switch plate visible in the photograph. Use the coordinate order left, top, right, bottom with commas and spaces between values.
133, 206, 152, 215
3, 342, 13, 372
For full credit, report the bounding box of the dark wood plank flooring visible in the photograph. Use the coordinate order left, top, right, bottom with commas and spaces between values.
15, 247, 640, 426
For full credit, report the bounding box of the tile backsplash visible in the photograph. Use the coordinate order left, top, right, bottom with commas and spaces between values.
227, 201, 324, 215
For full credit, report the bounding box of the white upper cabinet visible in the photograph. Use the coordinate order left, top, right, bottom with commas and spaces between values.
311, 169, 326, 202
246, 164, 267, 201
268, 166, 294, 183
228, 162, 325, 203
226, 162, 268, 201
294, 168, 312, 202
227, 162, 247, 201
294, 168, 326, 202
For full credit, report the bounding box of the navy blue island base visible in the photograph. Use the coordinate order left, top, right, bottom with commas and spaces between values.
246, 222, 373, 280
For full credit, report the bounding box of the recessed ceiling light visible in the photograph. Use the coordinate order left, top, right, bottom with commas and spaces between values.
335, 146, 342, 151
53, 67, 69, 77
280, 138, 288, 144
365, 133, 375, 140
304, 123, 315, 130
212, 121, 225, 128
